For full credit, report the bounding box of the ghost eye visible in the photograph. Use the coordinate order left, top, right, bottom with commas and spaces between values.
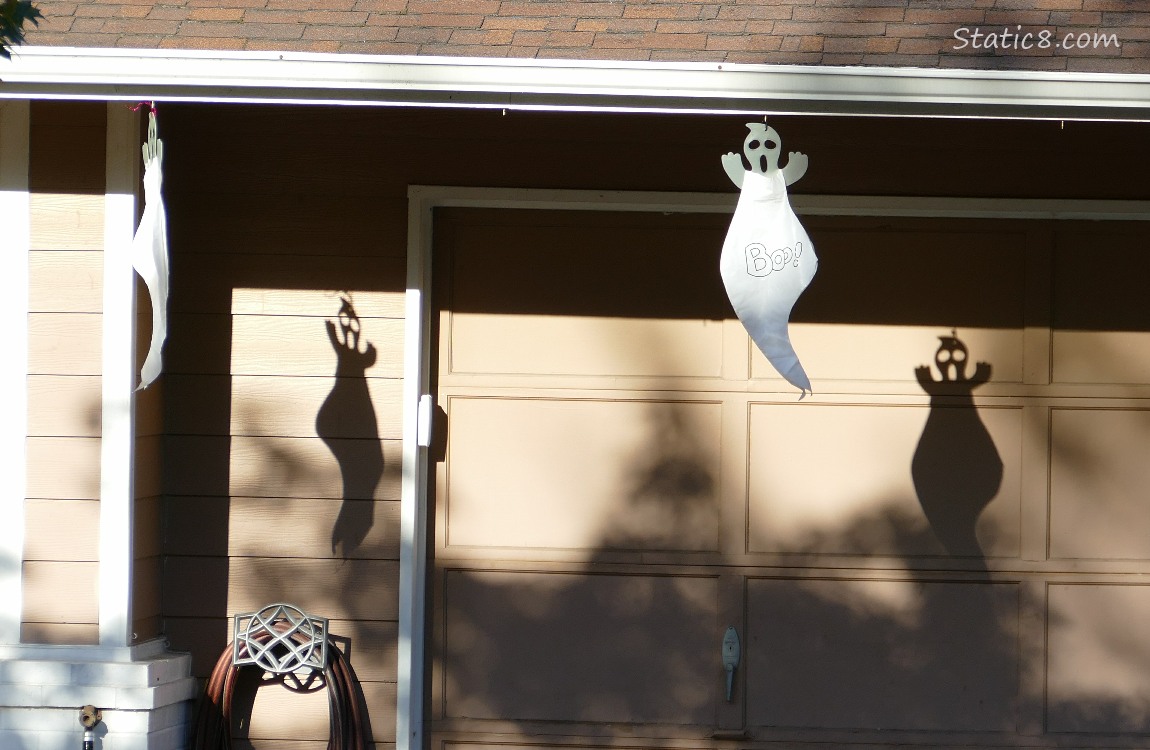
765, 140, 777, 149
748, 140, 760, 149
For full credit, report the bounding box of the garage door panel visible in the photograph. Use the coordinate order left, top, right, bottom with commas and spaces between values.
1050, 409, 1150, 561
778, 224, 1026, 385
443, 216, 731, 379
1053, 230, 1150, 385
444, 396, 721, 552
754, 324, 1024, 384
442, 570, 719, 725
1054, 331, 1150, 386
794, 226, 1028, 331
431, 207, 1150, 747
747, 403, 1022, 560
448, 313, 725, 378
746, 577, 1020, 732
1048, 584, 1150, 733
444, 219, 731, 320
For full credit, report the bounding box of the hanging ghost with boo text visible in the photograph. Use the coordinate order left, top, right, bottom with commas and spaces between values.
720, 122, 818, 397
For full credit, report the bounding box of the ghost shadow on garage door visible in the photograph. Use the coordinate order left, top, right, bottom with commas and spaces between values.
746, 332, 1015, 736
912, 329, 1004, 566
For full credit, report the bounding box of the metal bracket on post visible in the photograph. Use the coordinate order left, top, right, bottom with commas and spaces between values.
233, 603, 329, 674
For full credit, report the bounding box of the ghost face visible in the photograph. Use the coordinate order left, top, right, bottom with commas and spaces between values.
934, 334, 968, 382
338, 296, 361, 341
743, 123, 782, 175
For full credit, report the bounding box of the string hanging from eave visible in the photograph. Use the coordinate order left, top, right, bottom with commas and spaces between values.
129, 102, 170, 390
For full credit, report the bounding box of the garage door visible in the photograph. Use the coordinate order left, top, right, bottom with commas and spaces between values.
427, 206, 1150, 748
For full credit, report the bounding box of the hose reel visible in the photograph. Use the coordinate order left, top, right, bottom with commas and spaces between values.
190, 603, 370, 750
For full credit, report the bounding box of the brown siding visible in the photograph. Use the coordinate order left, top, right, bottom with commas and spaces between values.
28, 101, 105, 194
21, 2, 1150, 73
161, 105, 409, 746
23, 101, 163, 645
136, 272, 165, 642
154, 108, 1150, 203
21, 101, 106, 644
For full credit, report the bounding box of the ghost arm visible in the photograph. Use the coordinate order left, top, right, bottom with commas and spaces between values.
915, 365, 943, 396
325, 319, 341, 349
722, 152, 745, 189
781, 151, 808, 186
969, 361, 992, 387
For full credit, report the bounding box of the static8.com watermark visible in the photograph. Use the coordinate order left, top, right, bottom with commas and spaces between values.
953, 26, 1120, 51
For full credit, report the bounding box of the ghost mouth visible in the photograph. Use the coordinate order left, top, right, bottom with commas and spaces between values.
759, 154, 769, 173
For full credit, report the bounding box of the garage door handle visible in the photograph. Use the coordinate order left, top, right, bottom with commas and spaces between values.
722, 626, 740, 702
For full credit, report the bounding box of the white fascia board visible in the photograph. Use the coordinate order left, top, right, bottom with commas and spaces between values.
3, 47, 1150, 120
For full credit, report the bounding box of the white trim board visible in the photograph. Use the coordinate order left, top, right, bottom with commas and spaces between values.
4, 47, 1150, 121
0, 99, 29, 646
99, 103, 140, 648
396, 186, 435, 750
397, 183, 1150, 750
0, 637, 171, 664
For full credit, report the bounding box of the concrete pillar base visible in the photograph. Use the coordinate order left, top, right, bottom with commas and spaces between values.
0, 639, 196, 750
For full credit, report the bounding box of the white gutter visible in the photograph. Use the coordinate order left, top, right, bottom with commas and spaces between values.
3, 47, 1150, 120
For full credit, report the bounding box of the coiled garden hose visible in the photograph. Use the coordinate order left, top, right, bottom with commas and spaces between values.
189, 623, 370, 750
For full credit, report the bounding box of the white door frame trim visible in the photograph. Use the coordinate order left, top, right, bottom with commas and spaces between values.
400, 184, 1150, 750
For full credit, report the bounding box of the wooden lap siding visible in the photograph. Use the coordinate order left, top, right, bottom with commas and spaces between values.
22, 102, 164, 645
134, 344, 165, 643
22, 101, 106, 645
158, 104, 408, 748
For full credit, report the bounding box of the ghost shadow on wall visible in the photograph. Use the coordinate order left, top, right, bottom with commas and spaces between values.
315, 295, 384, 556
911, 331, 1003, 565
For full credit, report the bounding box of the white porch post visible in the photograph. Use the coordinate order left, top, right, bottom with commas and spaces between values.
0, 99, 30, 646
100, 102, 139, 647
0, 100, 195, 750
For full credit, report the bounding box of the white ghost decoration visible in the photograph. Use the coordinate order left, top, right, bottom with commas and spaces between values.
720, 123, 818, 397
131, 110, 170, 391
